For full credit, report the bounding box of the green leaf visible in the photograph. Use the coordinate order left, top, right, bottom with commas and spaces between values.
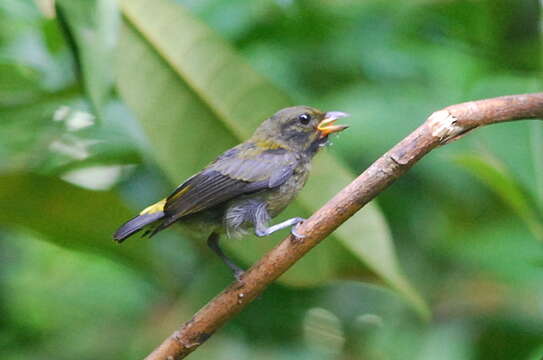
55, 0, 119, 115
0, 62, 42, 105
116, 0, 427, 318
0, 173, 157, 276
445, 218, 543, 284
455, 153, 543, 241
530, 122, 543, 210
0, 90, 80, 173
525, 344, 543, 360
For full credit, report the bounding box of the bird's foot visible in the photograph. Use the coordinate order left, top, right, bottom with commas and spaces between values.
255, 217, 305, 238
233, 268, 245, 283
290, 219, 306, 242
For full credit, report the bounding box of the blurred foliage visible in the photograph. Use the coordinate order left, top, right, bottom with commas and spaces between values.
117, 0, 425, 313
1, 0, 542, 359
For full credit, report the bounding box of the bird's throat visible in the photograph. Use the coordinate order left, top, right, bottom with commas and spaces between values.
306, 135, 329, 156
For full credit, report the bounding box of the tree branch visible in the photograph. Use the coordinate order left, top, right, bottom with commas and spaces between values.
145, 93, 543, 360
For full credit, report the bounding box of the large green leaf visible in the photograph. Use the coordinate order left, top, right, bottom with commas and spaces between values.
116, 0, 427, 317
0, 173, 159, 277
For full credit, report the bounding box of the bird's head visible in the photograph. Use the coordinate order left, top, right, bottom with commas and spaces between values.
251, 106, 349, 153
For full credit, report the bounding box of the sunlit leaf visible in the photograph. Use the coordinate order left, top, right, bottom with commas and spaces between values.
116, 0, 427, 317
0, 94, 77, 172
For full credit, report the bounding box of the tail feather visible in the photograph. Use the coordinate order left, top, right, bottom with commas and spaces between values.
114, 212, 165, 242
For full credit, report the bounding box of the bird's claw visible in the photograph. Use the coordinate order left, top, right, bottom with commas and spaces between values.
233, 268, 245, 283
290, 220, 306, 242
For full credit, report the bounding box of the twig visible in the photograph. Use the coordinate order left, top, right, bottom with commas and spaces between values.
145, 93, 543, 359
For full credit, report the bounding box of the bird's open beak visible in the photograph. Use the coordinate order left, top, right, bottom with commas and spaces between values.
317, 111, 350, 138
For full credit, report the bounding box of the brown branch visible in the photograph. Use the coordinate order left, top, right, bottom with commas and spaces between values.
145, 93, 543, 360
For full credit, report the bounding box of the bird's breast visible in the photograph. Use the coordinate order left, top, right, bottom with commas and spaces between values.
265, 161, 311, 217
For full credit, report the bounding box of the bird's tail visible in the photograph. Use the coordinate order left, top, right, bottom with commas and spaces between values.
114, 199, 166, 242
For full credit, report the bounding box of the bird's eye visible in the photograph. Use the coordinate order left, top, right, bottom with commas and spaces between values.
298, 113, 311, 125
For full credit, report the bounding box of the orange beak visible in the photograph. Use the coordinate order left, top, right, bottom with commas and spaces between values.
317, 111, 349, 138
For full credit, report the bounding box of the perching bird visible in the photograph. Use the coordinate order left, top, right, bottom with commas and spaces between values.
114, 106, 348, 279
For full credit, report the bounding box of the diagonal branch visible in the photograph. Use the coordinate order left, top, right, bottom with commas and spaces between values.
146, 93, 543, 360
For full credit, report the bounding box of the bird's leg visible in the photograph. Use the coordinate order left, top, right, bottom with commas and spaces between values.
255, 217, 306, 238
206, 233, 244, 281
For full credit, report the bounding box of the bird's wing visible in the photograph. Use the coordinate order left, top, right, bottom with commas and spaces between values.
163, 145, 297, 222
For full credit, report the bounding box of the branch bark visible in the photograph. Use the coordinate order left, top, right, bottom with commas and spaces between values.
146, 93, 543, 360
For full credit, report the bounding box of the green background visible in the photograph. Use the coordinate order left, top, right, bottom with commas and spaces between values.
1, 0, 542, 359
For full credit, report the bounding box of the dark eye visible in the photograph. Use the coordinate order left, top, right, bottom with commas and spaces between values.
298, 113, 311, 125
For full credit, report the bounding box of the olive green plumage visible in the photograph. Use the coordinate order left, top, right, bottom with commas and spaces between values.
114, 106, 348, 277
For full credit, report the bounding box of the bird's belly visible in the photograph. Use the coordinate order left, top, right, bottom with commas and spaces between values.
265, 166, 310, 217
176, 208, 224, 238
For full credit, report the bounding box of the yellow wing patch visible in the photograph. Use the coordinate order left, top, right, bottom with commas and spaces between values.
169, 184, 191, 201
140, 199, 166, 215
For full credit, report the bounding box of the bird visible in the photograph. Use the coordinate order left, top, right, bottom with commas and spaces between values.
113, 106, 348, 279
